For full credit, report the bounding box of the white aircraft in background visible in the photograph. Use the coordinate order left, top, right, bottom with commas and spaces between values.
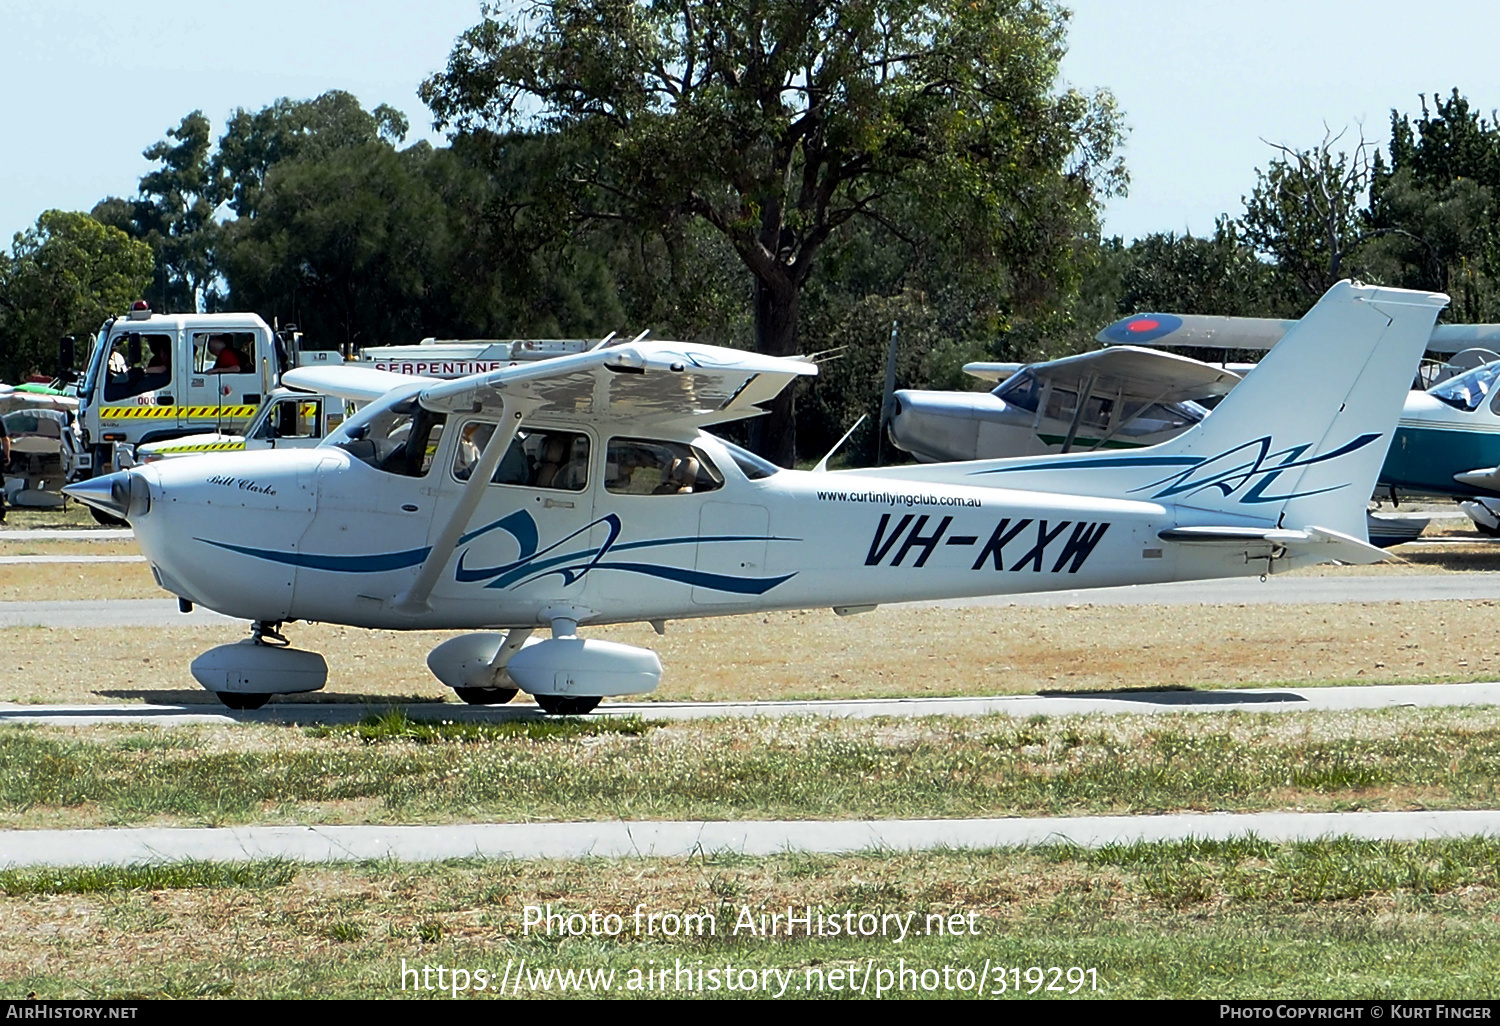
887, 345, 1244, 463
67, 281, 1443, 711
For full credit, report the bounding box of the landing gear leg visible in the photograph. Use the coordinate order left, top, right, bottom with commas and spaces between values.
531, 614, 601, 715
252, 620, 290, 646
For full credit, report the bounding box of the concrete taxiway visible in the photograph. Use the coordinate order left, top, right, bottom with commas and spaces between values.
1, 681, 1497, 726
0, 810, 1496, 867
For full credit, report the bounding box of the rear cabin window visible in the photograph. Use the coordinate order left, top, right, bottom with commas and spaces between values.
452, 422, 590, 491
605, 438, 724, 495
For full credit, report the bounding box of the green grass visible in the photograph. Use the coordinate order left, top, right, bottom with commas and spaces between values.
307, 709, 658, 745
0, 707, 1498, 827
0, 860, 297, 896
7, 841, 1500, 998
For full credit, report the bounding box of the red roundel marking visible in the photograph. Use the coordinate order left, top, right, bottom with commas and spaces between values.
1127, 318, 1161, 332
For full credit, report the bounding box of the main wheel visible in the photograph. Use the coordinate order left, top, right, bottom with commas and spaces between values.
453, 687, 519, 706
533, 694, 602, 716
216, 692, 270, 710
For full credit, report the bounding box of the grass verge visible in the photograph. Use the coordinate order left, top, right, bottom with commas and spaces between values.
1, 707, 1498, 828
4, 840, 1500, 998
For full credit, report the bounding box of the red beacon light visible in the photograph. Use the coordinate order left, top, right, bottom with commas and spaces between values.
127, 300, 151, 320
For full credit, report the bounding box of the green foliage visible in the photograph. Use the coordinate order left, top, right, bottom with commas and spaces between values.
1239, 129, 1378, 300
422, 0, 1125, 463
0, 210, 153, 382
211, 90, 410, 219
1117, 219, 1297, 319
92, 112, 217, 313
1367, 90, 1500, 322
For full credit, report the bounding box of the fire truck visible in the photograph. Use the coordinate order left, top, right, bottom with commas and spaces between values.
72, 302, 602, 478
71, 303, 298, 479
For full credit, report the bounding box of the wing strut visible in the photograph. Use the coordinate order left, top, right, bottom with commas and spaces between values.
394, 399, 538, 613
1058, 372, 1097, 453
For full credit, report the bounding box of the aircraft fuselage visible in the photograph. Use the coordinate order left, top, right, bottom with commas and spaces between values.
128, 429, 1301, 633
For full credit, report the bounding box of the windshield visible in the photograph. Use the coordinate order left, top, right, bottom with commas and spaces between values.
992, 369, 1040, 411
1430, 361, 1500, 411
325, 388, 447, 477
705, 434, 780, 479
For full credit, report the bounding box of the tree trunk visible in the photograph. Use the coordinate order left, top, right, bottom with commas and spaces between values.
748, 273, 801, 467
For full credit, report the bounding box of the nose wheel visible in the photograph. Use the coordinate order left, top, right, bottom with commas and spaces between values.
453, 687, 519, 706
533, 694, 602, 716
216, 692, 270, 711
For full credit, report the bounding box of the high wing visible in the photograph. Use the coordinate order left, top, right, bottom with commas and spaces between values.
1003, 345, 1242, 403
1099, 312, 1500, 356
412, 340, 817, 428
282, 365, 438, 404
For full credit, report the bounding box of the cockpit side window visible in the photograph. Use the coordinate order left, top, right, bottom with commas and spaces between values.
605, 438, 724, 495
452, 421, 590, 491
335, 399, 447, 476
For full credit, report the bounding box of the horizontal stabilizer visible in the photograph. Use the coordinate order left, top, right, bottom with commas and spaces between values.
1158, 524, 1388, 564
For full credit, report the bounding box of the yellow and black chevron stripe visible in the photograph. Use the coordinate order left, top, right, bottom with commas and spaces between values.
149, 440, 248, 454
101, 405, 258, 421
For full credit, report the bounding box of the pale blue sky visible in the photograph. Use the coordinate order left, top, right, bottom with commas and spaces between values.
4, 0, 1500, 246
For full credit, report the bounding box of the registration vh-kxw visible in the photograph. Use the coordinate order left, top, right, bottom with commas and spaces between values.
67, 281, 1445, 711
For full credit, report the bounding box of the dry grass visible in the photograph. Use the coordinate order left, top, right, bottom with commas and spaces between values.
2, 594, 1498, 706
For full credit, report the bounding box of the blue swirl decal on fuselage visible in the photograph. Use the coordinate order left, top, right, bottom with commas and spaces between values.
972, 433, 1383, 505
200, 510, 798, 596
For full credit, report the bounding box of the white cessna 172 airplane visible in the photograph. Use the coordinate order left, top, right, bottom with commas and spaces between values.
66, 281, 1443, 711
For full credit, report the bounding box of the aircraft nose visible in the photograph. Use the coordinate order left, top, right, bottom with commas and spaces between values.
63, 470, 151, 521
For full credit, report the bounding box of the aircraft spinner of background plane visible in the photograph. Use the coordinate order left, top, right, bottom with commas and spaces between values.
887, 303, 1500, 540
67, 281, 1443, 711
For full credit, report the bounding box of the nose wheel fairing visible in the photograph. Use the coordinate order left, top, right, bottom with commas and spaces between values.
190, 637, 328, 707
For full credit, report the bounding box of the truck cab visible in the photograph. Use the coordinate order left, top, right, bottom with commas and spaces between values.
137, 387, 351, 463
74, 303, 287, 476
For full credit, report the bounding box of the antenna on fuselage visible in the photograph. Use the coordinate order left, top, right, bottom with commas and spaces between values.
813, 414, 867, 473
